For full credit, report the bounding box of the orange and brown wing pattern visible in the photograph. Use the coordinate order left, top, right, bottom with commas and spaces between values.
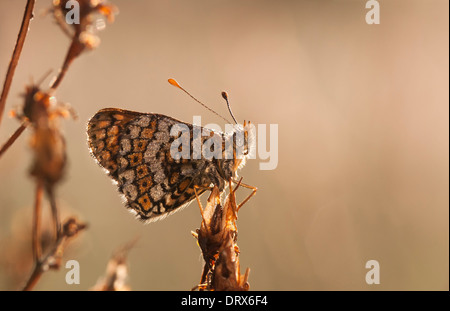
87, 108, 217, 222
87, 108, 142, 178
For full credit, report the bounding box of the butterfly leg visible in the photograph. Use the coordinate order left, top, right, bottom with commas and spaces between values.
231, 178, 257, 212
228, 177, 243, 220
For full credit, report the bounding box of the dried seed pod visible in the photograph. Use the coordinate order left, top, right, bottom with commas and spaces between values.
193, 178, 255, 291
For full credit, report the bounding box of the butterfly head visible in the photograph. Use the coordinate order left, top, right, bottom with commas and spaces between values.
216, 120, 254, 183
234, 120, 254, 171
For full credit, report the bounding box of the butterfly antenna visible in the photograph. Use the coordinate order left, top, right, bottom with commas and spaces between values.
221, 91, 237, 124
168, 78, 231, 124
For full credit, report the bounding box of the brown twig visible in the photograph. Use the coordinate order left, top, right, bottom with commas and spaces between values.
0, 122, 27, 159
0, 0, 35, 127
22, 217, 87, 291
47, 186, 62, 240
50, 40, 82, 90
2, 0, 118, 291
49, 0, 118, 90
91, 237, 139, 291
32, 180, 44, 262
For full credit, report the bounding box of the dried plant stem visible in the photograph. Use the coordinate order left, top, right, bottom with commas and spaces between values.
192, 179, 254, 291
22, 261, 43, 291
0, 0, 35, 127
50, 40, 82, 90
50, 48, 73, 90
47, 187, 62, 240
0, 122, 27, 159
92, 237, 139, 291
24, 179, 44, 291
23, 218, 86, 291
32, 180, 44, 262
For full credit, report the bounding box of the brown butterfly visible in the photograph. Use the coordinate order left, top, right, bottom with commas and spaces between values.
87, 81, 255, 222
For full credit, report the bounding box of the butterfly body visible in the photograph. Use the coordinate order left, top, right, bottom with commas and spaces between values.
87, 108, 250, 222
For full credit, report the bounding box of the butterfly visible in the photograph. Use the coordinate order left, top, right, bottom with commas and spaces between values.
87, 102, 254, 222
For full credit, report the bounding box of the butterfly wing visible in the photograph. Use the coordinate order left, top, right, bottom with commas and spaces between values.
87, 108, 219, 222
87, 108, 142, 178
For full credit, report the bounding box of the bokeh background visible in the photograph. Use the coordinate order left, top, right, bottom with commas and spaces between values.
0, 0, 448, 290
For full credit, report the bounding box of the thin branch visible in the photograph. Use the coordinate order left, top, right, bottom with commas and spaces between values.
21, 261, 43, 291
32, 180, 44, 262
47, 186, 62, 240
22, 218, 87, 291
0, 122, 27, 159
50, 40, 79, 90
91, 237, 139, 291
0, 0, 36, 127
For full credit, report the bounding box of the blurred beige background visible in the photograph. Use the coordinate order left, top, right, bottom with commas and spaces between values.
0, 0, 448, 290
